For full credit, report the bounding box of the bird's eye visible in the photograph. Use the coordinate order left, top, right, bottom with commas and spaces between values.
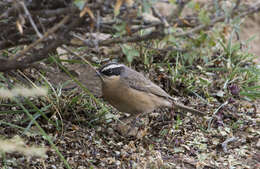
101, 67, 123, 76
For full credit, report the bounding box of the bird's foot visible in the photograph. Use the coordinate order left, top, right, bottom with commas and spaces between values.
115, 123, 138, 137
115, 115, 148, 138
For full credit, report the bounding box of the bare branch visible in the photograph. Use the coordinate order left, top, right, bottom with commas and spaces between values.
0, 14, 86, 72
93, 2, 260, 46
170, 0, 191, 20
222, 137, 238, 153
81, 14, 226, 47
11, 15, 70, 61
151, 6, 169, 27
19, 1, 43, 38
231, 0, 241, 16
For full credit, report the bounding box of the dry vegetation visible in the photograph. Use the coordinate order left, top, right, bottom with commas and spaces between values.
0, 0, 259, 168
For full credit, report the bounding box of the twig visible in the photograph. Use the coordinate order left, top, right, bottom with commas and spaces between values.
170, 0, 191, 20
0, 15, 85, 72
95, 10, 101, 51
207, 101, 228, 130
72, 33, 96, 47
32, 7, 77, 18
99, 31, 164, 46
19, 0, 43, 38
151, 6, 169, 27
141, 44, 186, 53
0, 3, 17, 19
0, 39, 32, 50
231, 0, 241, 16
175, 15, 225, 37
97, 14, 224, 46
61, 46, 98, 73
97, 2, 260, 46
237, 2, 260, 18
222, 137, 238, 153
11, 15, 70, 60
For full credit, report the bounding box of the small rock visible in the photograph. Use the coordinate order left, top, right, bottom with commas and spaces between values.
107, 127, 114, 135
91, 56, 100, 63
115, 160, 121, 166
256, 139, 260, 148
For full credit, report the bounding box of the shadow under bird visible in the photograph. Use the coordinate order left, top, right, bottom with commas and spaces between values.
96, 62, 205, 122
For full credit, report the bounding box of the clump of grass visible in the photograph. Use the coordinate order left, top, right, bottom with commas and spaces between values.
0, 86, 47, 99
123, 19, 260, 101
0, 135, 47, 158
0, 73, 72, 169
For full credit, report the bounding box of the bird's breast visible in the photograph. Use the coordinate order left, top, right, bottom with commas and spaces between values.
102, 78, 171, 114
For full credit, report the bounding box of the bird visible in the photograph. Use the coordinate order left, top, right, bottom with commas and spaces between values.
96, 62, 204, 123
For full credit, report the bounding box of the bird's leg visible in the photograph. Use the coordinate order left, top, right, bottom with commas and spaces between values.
117, 113, 149, 136
114, 114, 139, 136
129, 116, 140, 128
119, 113, 139, 125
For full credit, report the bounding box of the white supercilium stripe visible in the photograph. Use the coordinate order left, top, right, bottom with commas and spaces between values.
101, 64, 124, 72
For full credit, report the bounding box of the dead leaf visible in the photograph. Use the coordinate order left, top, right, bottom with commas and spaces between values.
114, 0, 123, 16
16, 20, 23, 34
125, 0, 134, 7
183, 19, 191, 26
125, 24, 132, 35
80, 5, 94, 19
16, 15, 25, 34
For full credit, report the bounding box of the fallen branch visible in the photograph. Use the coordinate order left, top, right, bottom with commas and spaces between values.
0, 15, 86, 72
19, 1, 43, 38
222, 137, 238, 153
11, 15, 70, 60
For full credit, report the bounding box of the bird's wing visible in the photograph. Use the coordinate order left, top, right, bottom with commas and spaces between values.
121, 68, 171, 99
121, 68, 205, 116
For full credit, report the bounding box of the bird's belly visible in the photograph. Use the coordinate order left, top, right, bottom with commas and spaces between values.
103, 85, 171, 114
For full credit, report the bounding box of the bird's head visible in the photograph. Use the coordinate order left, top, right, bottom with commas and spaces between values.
97, 62, 126, 82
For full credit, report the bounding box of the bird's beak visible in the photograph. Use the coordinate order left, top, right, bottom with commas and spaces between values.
95, 70, 104, 82
95, 70, 101, 77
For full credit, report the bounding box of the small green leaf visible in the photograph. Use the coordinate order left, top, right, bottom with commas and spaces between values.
74, 0, 87, 10
121, 44, 140, 63
169, 0, 176, 4
113, 22, 127, 37
188, 1, 200, 11
198, 10, 210, 24
149, 144, 154, 151
142, 0, 152, 13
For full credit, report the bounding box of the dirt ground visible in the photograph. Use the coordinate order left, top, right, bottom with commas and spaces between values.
240, 13, 260, 63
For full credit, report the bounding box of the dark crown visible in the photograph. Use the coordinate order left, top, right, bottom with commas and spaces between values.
99, 62, 125, 76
